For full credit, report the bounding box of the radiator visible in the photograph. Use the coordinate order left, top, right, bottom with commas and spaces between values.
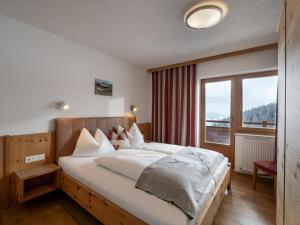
235, 133, 275, 174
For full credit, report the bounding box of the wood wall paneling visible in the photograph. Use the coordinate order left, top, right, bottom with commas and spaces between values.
6, 132, 55, 173
0, 136, 9, 208
285, 0, 300, 224
137, 123, 151, 141
1, 132, 55, 208
276, 2, 286, 225
0, 137, 4, 179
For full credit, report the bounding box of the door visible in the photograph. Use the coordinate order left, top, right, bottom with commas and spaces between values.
200, 78, 234, 161
284, 0, 300, 224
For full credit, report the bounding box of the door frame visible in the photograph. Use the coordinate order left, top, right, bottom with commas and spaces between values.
199, 70, 278, 167
200, 77, 236, 163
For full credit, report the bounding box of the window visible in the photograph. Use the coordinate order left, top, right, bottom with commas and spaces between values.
242, 76, 278, 129
205, 80, 231, 145
200, 70, 278, 163
200, 70, 278, 153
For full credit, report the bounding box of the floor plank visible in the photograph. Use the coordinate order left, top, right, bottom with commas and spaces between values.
0, 173, 275, 225
213, 173, 276, 225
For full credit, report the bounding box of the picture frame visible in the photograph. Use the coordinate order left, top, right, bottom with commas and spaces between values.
95, 79, 113, 96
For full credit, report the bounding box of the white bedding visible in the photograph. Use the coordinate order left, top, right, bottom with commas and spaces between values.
95, 149, 166, 180
58, 152, 228, 225
133, 142, 185, 154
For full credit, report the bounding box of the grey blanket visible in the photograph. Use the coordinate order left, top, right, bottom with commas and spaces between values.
135, 147, 224, 219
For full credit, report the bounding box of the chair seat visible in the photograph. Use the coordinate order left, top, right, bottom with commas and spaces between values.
254, 160, 277, 175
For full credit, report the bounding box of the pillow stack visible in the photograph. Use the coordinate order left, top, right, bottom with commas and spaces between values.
108, 123, 145, 150
72, 122, 145, 156
109, 125, 131, 150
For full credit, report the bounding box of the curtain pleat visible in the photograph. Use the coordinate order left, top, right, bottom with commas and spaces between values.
168, 68, 174, 143
191, 64, 197, 146
180, 66, 185, 144
159, 71, 163, 143
186, 65, 191, 145
151, 72, 156, 141
151, 64, 197, 146
164, 69, 169, 143
175, 68, 179, 144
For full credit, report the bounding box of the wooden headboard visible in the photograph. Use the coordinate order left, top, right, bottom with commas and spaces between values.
55, 116, 136, 161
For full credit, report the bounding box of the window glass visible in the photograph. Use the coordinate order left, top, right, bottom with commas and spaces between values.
242, 76, 278, 128
205, 80, 231, 145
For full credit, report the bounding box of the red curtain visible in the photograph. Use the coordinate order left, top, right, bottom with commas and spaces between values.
151, 64, 197, 147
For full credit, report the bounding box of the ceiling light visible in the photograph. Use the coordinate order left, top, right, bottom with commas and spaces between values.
184, 1, 228, 29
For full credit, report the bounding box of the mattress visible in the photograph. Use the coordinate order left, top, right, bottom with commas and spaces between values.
58, 152, 228, 225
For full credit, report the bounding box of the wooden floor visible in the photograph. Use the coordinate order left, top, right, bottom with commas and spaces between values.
213, 173, 276, 225
0, 173, 276, 225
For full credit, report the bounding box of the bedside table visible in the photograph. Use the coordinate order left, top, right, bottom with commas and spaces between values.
14, 163, 58, 203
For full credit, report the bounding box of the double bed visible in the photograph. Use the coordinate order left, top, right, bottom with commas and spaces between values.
56, 117, 231, 225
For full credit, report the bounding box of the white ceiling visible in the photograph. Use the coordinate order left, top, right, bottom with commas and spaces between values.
0, 0, 282, 69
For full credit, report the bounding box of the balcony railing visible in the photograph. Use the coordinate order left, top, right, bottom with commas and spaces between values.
205, 120, 230, 145
205, 120, 276, 145
206, 120, 230, 124
243, 121, 275, 128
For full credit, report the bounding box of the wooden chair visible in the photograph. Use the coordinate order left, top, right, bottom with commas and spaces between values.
252, 160, 277, 191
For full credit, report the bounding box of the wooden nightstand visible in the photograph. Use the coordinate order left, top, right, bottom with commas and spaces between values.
14, 163, 58, 203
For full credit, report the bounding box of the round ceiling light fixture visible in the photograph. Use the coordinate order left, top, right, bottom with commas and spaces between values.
184, 0, 228, 29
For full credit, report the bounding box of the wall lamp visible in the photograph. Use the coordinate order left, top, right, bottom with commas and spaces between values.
130, 105, 138, 112
56, 101, 69, 111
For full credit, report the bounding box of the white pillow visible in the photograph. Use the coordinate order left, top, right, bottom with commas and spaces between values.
116, 125, 125, 135
128, 122, 144, 146
72, 128, 100, 157
94, 129, 115, 154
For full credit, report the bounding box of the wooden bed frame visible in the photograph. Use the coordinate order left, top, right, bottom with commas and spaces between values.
56, 116, 231, 225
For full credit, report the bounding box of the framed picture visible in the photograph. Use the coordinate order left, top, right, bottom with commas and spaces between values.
95, 79, 113, 96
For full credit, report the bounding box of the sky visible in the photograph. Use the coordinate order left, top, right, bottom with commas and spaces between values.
205, 76, 278, 119
206, 80, 231, 119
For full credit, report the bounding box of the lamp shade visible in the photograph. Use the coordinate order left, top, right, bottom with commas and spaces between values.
184, 1, 228, 29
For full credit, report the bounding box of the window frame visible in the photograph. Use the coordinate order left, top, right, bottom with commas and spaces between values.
200, 70, 278, 150
200, 76, 234, 160
236, 70, 278, 135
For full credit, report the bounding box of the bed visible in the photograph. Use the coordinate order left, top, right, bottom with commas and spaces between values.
56, 116, 231, 225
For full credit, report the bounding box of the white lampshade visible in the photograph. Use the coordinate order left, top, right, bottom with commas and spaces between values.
184, 1, 228, 29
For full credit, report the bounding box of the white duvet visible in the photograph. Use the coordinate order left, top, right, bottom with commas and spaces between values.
95, 149, 166, 180
95, 145, 228, 187
133, 142, 185, 154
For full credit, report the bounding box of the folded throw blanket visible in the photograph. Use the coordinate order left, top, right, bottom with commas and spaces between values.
135, 147, 224, 219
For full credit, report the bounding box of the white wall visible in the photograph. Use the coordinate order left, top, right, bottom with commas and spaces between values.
0, 14, 150, 136
197, 48, 278, 79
